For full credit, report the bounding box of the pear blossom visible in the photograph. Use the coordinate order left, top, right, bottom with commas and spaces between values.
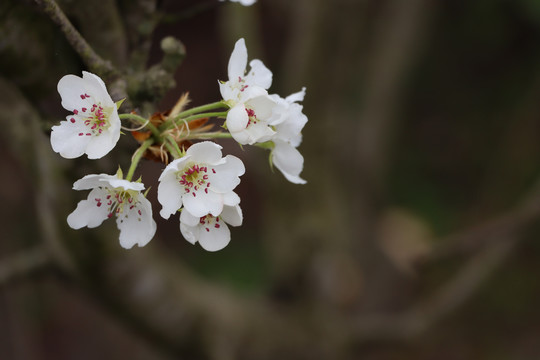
220, 39, 279, 145
219, 0, 257, 6
226, 87, 279, 145
268, 88, 308, 184
180, 192, 243, 251
67, 173, 156, 249
158, 141, 245, 219
51, 71, 121, 159
220, 38, 272, 104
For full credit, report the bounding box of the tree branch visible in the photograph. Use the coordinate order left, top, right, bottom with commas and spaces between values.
33, 0, 119, 80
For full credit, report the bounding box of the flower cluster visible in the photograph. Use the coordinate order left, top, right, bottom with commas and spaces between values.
51, 38, 307, 251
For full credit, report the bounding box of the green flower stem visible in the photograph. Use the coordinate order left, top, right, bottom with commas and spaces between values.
186, 132, 233, 140
162, 111, 229, 132
172, 101, 227, 120
165, 136, 183, 158
119, 113, 160, 138
126, 139, 154, 181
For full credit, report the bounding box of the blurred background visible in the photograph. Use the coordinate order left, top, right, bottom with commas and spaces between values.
2, 0, 540, 359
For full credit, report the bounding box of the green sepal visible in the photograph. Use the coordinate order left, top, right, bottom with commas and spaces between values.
143, 187, 151, 197
116, 98, 126, 110
115, 166, 124, 179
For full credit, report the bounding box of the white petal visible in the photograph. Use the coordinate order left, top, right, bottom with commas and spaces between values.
180, 221, 201, 245
180, 208, 201, 227
157, 171, 184, 219
198, 223, 231, 252
228, 39, 248, 81
67, 188, 110, 229
82, 71, 112, 105
285, 87, 306, 103
219, 81, 237, 102
226, 104, 249, 133
246, 59, 272, 89
208, 155, 245, 193
117, 196, 156, 249
221, 204, 243, 227
248, 94, 276, 121
223, 191, 240, 206
182, 189, 223, 217
50, 119, 92, 159
106, 178, 145, 191
73, 174, 116, 190
246, 122, 276, 145
186, 141, 223, 164
272, 141, 306, 184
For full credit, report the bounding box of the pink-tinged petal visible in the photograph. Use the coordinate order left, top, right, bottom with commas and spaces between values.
209, 155, 245, 193
182, 189, 223, 217
272, 141, 306, 184
223, 191, 240, 206
228, 38, 248, 81
50, 119, 92, 159
186, 141, 223, 164
117, 196, 156, 249
158, 171, 184, 219
221, 204, 243, 227
198, 223, 231, 252
67, 188, 110, 229
246, 59, 272, 89
72, 173, 116, 190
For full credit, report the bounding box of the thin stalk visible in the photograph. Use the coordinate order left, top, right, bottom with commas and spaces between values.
119, 113, 160, 138
126, 139, 154, 181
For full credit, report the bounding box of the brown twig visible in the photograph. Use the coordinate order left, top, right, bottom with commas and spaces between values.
33, 0, 119, 79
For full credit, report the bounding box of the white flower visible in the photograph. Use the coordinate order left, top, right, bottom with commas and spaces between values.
226, 87, 278, 145
219, 0, 257, 6
180, 192, 243, 251
158, 141, 245, 219
268, 88, 308, 184
220, 38, 272, 104
51, 71, 121, 159
67, 173, 157, 249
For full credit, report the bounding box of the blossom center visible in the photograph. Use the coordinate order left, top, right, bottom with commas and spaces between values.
199, 214, 222, 232
94, 187, 143, 221
72, 93, 113, 137
245, 107, 257, 127
177, 164, 213, 197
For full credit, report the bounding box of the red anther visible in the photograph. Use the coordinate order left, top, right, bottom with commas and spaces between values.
212, 169, 216, 174
215, 224, 220, 228
192, 192, 196, 197
106, 195, 111, 199
205, 188, 208, 193
78, 133, 83, 136
205, 228, 210, 232
73, 109, 78, 115
97, 202, 102, 207
70, 118, 75, 123
82, 107, 87, 112
85, 94, 90, 98
86, 133, 91, 136
107, 213, 113, 218
138, 210, 142, 216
